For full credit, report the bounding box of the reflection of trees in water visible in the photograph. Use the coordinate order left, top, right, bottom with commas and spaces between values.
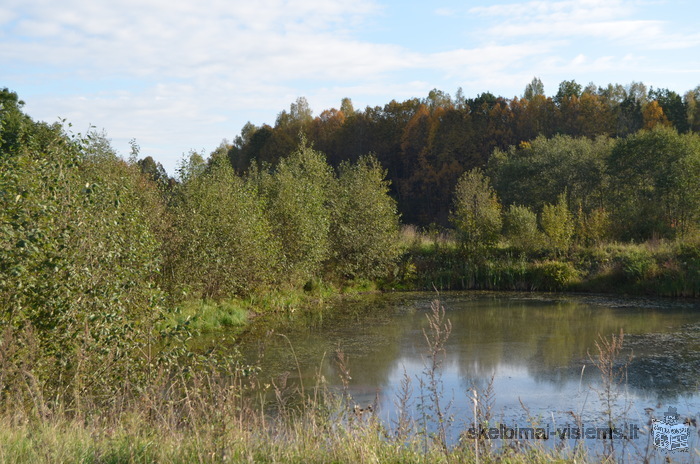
519, 326, 700, 401
234, 292, 700, 402
431, 295, 700, 403
623, 327, 700, 400
238, 292, 421, 390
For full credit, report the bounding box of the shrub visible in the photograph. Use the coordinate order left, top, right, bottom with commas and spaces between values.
540, 192, 574, 255
451, 168, 502, 260
530, 261, 579, 291
328, 155, 401, 280
503, 204, 543, 253
0, 123, 166, 401
617, 249, 656, 282
170, 154, 280, 299
259, 139, 334, 284
576, 207, 611, 246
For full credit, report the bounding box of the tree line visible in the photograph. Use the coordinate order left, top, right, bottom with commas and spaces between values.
227, 79, 700, 227
487, 128, 700, 245
431, 128, 700, 295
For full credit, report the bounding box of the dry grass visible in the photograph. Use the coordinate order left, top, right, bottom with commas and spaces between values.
0, 302, 652, 464
400, 224, 456, 251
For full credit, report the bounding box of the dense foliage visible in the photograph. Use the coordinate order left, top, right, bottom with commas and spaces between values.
257, 140, 334, 284
608, 128, 700, 240
0, 87, 404, 406
450, 168, 502, 260
3, 80, 700, 410
489, 127, 700, 244
228, 80, 700, 228
329, 155, 401, 280
0, 89, 165, 400
221, 81, 700, 293
169, 153, 280, 299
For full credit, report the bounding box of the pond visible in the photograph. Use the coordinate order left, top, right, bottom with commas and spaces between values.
230, 291, 700, 459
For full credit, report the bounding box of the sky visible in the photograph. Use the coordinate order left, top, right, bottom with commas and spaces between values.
2, 0, 700, 174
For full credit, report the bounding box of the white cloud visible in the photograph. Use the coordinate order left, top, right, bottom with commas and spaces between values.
2, 0, 403, 170
468, 0, 699, 51
469, 0, 632, 23
3, 0, 699, 173
495, 18, 662, 41
469, 0, 640, 40
5, 0, 386, 78
0, 7, 17, 26
4, 0, 548, 169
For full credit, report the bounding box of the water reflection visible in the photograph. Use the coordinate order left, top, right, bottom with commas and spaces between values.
230, 292, 700, 451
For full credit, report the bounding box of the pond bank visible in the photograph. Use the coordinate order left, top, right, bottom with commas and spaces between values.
401, 240, 700, 298
165, 238, 700, 335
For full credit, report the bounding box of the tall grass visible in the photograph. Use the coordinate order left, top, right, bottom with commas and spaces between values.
396, 232, 700, 298
0, 299, 659, 463
160, 280, 382, 333
161, 299, 250, 332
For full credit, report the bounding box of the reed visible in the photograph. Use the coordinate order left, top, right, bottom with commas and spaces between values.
399, 238, 700, 298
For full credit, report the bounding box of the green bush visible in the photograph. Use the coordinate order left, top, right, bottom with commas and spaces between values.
328, 155, 401, 280
0, 122, 166, 401
530, 261, 579, 291
259, 139, 334, 284
617, 249, 656, 282
451, 168, 502, 260
170, 154, 281, 299
540, 192, 574, 255
503, 204, 543, 253
575, 206, 611, 246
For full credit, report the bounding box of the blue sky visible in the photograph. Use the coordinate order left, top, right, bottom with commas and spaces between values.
2, 0, 699, 174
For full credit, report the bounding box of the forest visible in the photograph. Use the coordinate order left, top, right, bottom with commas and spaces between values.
225, 78, 700, 233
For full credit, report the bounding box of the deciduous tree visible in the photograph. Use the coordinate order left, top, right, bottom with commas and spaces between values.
451, 168, 502, 259
260, 138, 334, 284
328, 155, 401, 280
540, 192, 574, 255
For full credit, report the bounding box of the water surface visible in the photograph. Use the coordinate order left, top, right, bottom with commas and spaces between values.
232, 292, 700, 457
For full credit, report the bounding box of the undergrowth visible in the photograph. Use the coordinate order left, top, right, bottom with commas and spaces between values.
395, 226, 700, 298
